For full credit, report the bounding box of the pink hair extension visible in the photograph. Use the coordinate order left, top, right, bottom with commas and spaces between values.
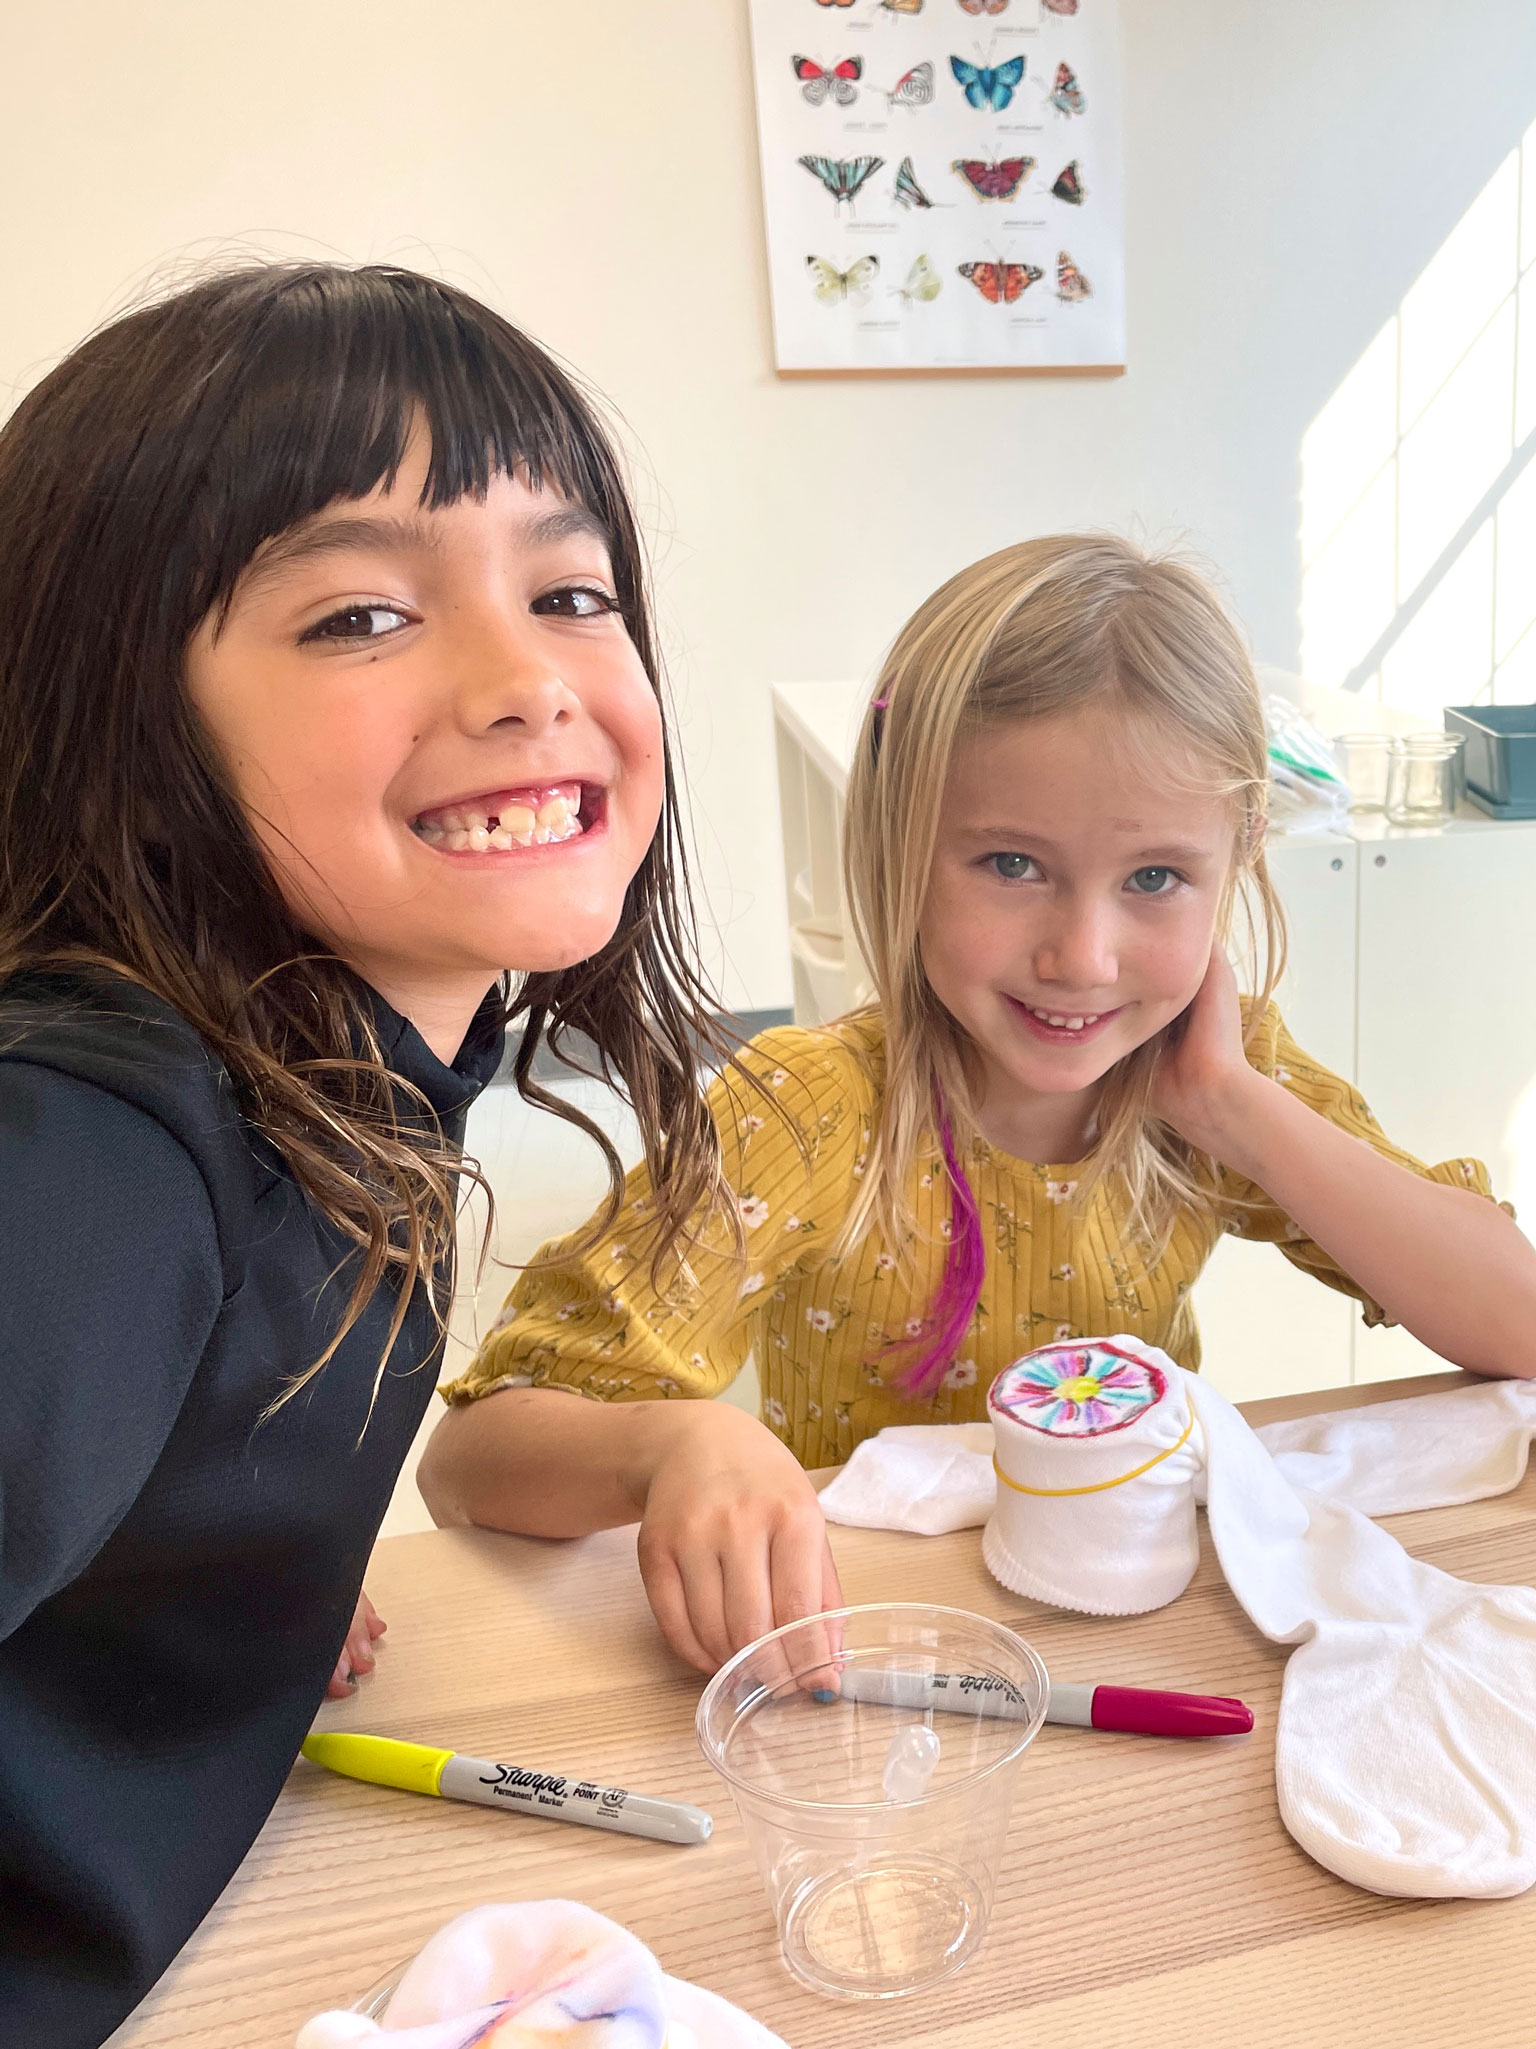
890, 1096, 987, 1399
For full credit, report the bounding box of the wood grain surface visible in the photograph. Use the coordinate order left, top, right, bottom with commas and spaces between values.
108, 1373, 1536, 2047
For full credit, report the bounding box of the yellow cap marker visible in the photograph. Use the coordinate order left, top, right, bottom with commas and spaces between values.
300, 1730, 711, 1846
303, 1732, 454, 1798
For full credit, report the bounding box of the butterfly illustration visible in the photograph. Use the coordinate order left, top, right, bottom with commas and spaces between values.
893, 155, 937, 208
884, 60, 935, 107
1056, 249, 1092, 301
952, 155, 1033, 200
878, 0, 925, 12
896, 253, 943, 303
1051, 159, 1086, 203
807, 254, 881, 304
1049, 61, 1086, 114
1041, 0, 1079, 11
798, 154, 886, 206
794, 55, 863, 106
958, 258, 1044, 302
957, 0, 1010, 12
950, 54, 1025, 110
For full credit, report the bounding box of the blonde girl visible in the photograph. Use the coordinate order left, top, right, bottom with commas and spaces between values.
0, 263, 735, 2044
425, 535, 1536, 1675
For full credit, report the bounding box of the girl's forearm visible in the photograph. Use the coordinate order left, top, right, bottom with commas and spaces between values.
1200, 1075, 1536, 1378
418, 1387, 694, 1537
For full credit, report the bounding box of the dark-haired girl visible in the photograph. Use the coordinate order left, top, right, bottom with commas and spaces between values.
0, 263, 731, 2045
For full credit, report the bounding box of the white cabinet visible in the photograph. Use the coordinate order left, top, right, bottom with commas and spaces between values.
772, 681, 1536, 1399
1350, 817, 1536, 1383
1191, 835, 1360, 1401
774, 684, 874, 1022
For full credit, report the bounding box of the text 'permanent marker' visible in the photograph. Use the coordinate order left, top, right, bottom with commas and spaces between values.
301, 1732, 713, 1845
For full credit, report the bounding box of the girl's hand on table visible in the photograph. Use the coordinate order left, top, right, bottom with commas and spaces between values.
636, 1404, 843, 1675
327, 1589, 387, 1698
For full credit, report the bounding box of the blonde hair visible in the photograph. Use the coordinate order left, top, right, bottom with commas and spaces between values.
841, 534, 1285, 1379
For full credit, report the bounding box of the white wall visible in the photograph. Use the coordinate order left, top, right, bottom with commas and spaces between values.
2, 1, 1532, 1008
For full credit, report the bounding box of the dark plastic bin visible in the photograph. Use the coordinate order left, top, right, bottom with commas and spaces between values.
1444, 705, 1536, 819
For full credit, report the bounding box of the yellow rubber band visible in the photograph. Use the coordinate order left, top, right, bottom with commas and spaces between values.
993, 1411, 1195, 1497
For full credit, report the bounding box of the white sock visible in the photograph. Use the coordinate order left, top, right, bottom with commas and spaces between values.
296, 1901, 785, 2049
817, 1421, 996, 1535
984, 1339, 1536, 1898
981, 1337, 1202, 1613
822, 1376, 1536, 1536
1253, 1376, 1536, 1516
1192, 1373, 1536, 1898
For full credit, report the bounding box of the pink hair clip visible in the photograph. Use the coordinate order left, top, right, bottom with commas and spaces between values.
871, 695, 890, 710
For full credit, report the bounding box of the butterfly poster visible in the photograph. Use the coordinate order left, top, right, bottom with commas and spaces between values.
748, 0, 1123, 372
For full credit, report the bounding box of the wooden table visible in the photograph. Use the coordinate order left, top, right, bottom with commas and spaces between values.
110, 1374, 1536, 2048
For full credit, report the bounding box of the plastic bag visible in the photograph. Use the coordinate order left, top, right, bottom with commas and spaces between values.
1264, 694, 1350, 834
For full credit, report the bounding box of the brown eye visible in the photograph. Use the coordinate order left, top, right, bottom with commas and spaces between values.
302, 605, 411, 642
532, 585, 618, 618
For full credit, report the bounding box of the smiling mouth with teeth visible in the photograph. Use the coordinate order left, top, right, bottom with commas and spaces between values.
411, 782, 589, 853
1005, 997, 1127, 1042
1025, 1005, 1102, 1031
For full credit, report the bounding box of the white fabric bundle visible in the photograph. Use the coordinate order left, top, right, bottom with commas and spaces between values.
297, 1902, 785, 2049
1194, 1374, 1536, 1899
819, 1370, 1536, 1532
823, 1341, 1536, 1900
815, 1422, 996, 1535
982, 1339, 1203, 1614
1253, 1375, 1536, 1516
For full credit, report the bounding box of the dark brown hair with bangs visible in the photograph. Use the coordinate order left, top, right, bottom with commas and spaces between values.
0, 261, 734, 1403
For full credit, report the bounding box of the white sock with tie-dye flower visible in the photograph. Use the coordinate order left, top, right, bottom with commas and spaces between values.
982, 1337, 1536, 1900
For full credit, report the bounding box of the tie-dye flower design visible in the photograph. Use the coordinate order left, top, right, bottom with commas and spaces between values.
989, 1338, 1166, 1437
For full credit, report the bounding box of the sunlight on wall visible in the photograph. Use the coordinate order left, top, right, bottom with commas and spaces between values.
1300, 120, 1536, 715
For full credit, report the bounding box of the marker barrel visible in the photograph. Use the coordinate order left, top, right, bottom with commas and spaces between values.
833, 1668, 1035, 1719
439, 1755, 713, 1845
828, 1670, 1251, 1738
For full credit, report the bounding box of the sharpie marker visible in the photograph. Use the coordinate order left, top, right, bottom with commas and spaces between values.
301, 1732, 712, 1845
826, 1670, 1252, 1739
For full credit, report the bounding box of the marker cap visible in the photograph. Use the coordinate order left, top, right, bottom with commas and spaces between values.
302, 1732, 454, 1798
1090, 1687, 1254, 1738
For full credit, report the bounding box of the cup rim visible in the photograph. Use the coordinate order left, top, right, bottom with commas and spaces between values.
695, 1601, 1050, 1812
350, 1960, 408, 2016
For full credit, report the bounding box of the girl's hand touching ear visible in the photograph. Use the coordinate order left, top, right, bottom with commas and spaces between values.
1149, 946, 1264, 1157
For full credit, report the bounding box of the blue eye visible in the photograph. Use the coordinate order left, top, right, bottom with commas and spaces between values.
989, 852, 1038, 881
1127, 866, 1179, 895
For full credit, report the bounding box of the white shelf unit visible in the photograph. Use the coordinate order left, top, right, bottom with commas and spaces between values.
771, 679, 1536, 1400
773, 683, 874, 1023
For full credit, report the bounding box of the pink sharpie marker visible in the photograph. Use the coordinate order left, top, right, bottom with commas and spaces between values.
829, 1668, 1252, 1739
1047, 1681, 1251, 1739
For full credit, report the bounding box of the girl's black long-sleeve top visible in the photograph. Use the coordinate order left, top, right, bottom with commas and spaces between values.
0, 970, 504, 2047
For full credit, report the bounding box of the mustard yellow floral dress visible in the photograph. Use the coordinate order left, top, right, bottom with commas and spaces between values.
442, 1005, 1497, 1469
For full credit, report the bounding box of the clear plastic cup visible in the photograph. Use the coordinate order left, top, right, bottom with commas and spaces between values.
696, 1603, 1048, 2000
1386, 733, 1464, 825
1333, 731, 1393, 810
350, 1965, 405, 2018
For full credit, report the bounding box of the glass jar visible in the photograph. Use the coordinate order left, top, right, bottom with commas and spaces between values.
1385, 734, 1464, 826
